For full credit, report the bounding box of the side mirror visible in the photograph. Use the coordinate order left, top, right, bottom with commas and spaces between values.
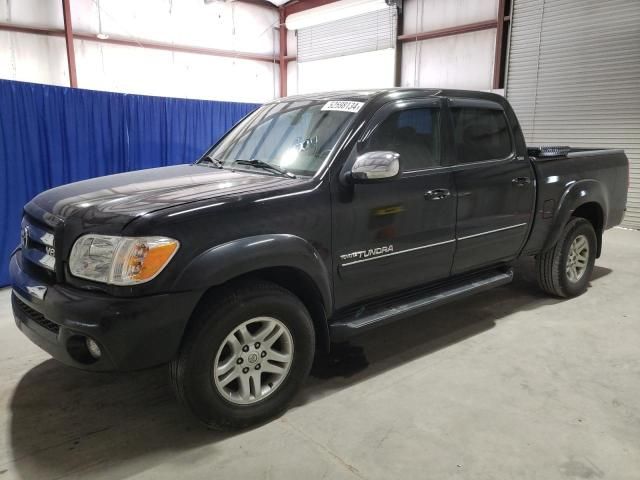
349, 151, 400, 183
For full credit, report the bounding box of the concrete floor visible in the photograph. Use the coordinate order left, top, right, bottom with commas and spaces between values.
0, 228, 638, 480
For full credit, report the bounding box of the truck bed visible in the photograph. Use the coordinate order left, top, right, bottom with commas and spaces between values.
522, 147, 628, 255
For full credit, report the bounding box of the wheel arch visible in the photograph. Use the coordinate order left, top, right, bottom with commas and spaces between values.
542, 180, 608, 257
235, 266, 330, 355
173, 235, 332, 354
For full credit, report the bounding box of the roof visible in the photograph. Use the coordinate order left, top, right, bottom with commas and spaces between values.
270, 87, 507, 107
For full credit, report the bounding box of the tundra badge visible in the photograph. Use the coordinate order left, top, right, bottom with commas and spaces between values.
340, 245, 394, 264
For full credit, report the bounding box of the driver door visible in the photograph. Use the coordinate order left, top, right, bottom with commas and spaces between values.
331, 99, 457, 309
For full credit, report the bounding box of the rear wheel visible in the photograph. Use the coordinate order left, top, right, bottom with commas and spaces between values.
536, 217, 597, 298
170, 281, 315, 430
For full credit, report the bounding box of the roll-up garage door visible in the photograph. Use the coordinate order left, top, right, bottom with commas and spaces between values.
297, 6, 397, 63
289, 2, 397, 94
506, 0, 640, 228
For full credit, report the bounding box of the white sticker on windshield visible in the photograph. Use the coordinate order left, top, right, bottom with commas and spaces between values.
321, 101, 364, 113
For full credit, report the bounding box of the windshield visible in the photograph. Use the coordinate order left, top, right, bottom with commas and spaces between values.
203, 99, 361, 176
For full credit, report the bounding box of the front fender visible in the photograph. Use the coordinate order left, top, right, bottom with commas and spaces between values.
172, 234, 332, 312
542, 179, 608, 252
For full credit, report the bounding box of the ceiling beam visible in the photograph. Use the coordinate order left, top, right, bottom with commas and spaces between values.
72, 33, 278, 62
398, 19, 498, 43
0, 23, 61, 36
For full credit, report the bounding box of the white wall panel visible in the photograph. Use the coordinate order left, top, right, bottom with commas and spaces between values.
400, 0, 498, 90
0, 31, 68, 86
287, 59, 299, 95
295, 48, 395, 94
401, 29, 496, 89
0, 0, 63, 28
403, 0, 497, 34
75, 40, 277, 103
287, 29, 297, 56
70, 0, 278, 56
0, 0, 278, 102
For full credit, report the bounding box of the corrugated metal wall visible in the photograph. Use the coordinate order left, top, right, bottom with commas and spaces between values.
506, 0, 640, 228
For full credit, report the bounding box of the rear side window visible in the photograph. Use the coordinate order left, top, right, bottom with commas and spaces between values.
363, 107, 441, 171
451, 107, 512, 163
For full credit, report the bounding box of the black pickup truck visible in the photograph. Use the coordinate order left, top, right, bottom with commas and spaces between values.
10, 89, 628, 429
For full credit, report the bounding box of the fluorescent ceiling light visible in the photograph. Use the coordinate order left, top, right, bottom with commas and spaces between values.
286, 0, 389, 30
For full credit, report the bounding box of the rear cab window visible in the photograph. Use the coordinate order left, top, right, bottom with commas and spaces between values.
450, 100, 513, 163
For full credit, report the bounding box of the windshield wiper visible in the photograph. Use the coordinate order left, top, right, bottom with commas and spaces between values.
198, 155, 223, 169
234, 159, 296, 178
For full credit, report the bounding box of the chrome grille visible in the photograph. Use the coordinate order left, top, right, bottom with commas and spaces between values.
21, 217, 57, 272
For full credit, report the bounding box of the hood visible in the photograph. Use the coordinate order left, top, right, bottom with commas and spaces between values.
29, 164, 300, 223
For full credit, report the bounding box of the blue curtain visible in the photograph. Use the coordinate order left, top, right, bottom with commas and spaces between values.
0, 79, 259, 287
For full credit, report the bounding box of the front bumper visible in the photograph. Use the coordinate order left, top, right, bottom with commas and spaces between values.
10, 251, 202, 371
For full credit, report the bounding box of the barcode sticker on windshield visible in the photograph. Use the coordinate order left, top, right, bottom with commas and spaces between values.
321, 101, 364, 113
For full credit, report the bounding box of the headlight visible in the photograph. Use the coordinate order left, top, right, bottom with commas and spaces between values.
69, 235, 179, 285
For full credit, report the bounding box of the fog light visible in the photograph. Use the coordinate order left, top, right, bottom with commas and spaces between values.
86, 338, 102, 359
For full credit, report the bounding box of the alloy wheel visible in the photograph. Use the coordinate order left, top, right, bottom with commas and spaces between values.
213, 317, 294, 405
566, 234, 589, 283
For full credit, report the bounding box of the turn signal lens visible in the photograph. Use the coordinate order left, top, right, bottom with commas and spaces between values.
117, 238, 179, 283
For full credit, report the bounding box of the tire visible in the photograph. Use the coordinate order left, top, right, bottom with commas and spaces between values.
169, 280, 315, 430
536, 217, 597, 298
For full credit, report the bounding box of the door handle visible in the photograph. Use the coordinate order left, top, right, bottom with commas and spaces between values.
424, 188, 451, 200
512, 176, 531, 186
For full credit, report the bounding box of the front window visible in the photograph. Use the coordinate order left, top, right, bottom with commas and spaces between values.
204, 100, 360, 176
361, 107, 441, 171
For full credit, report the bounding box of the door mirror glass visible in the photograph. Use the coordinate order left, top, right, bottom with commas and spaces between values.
350, 151, 400, 183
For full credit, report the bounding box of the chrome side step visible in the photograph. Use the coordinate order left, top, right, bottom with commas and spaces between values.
329, 268, 514, 341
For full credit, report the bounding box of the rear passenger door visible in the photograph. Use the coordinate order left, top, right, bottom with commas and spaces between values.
449, 98, 535, 274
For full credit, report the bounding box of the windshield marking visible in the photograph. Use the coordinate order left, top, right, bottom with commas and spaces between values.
321, 101, 364, 113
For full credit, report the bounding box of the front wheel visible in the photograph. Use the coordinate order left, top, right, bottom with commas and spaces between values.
536, 217, 597, 298
170, 281, 315, 430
